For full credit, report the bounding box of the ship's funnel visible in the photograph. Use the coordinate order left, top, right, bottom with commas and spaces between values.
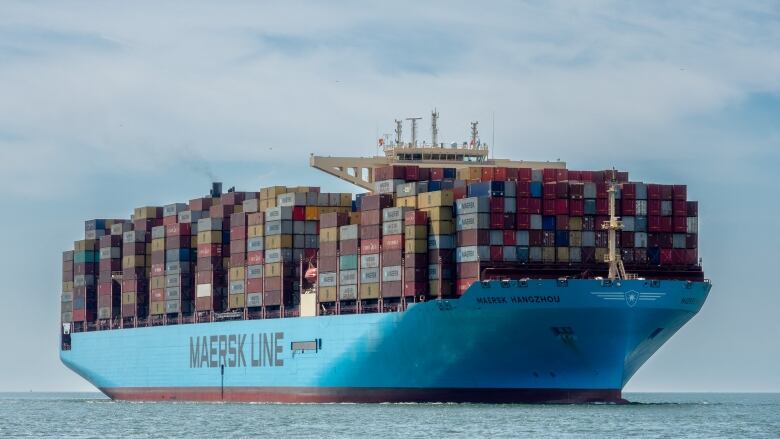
210, 182, 222, 198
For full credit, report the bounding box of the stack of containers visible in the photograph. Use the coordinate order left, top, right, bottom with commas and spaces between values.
164, 218, 194, 316
359, 194, 393, 300
259, 185, 286, 211
318, 212, 348, 303
97, 231, 122, 320
228, 211, 248, 310
61, 251, 74, 324
264, 204, 295, 308
338, 219, 359, 301
73, 234, 98, 323
419, 189, 456, 296
276, 188, 319, 296
455, 194, 491, 295
195, 213, 227, 313
149, 224, 167, 315
122, 206, 162, 319
403, 210, 428, 297
380, 206, 410, 298
245, 212, 265, 308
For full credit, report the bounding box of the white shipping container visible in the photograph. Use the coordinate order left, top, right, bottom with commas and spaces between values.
360, 254, 379, 268
277, 192, 307, 207
319, 272, 337, 287
339, 285, 357, 300
382, 221, 403, 235
382, 265, 402, 282
246, 293, 263, 307
455, 197, 489, 215
396, 182, 418, 197
374, 179, 405, 194
340, 224, 359, 241
360, 267, 380, 284
582, 231, 596, 247
265, 206, 293, 221
634, 232, 648, 248
687, 217, 698, 234
247, 265, 264, 279
635, 200, 648, 216
504, 197, 517, 213
455, 246, 490, 263
516, 230, 530, 246
382, 207, 410, 222
504, 181, 517, 197
230, 280, 245, 294
530, 215, 543, 230
339, 270, 358, 285
428, 234, 454, 249
196, 284, 212, 298
247, 237, 264, 251
164, 203, 188, 217
197, 217, 222, 232
456, 213, 490, 231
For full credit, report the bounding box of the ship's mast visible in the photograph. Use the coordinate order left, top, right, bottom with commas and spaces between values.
394, 119, 403, 146
431, 109, 439, 147
407, 117, 422, 147
470, 121, 479, 149
603, 169, 627, 280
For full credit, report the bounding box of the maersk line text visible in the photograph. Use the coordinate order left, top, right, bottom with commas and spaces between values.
189, 333, 285, 368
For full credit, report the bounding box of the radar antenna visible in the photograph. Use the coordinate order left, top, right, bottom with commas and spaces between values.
602, 169, 628, 280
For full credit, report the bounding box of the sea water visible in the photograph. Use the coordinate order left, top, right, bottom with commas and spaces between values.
0, 393, 778, 438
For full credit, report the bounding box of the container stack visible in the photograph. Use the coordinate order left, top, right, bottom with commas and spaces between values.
228, 211, 248, 310
317, 212, 343, 304
380, 207, 410, 299
122, 207, 161, 319
195, 214, 227, 313
338, 220, 359, 302
245, 212, 265, 308
73, 233, 98, 323
164, 218, 194, 316
97, 231, 122, 321
149, 224, 167, 315
358, 194, 393, 300
403, 210, 428, 297
62, 251, 74, 324
419, 190, 456, 297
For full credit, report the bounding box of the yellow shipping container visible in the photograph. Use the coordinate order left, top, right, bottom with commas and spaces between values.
134, 206, 161, 220
320, 227, 339, 242
122, 255, 145, 269
319, 286, 337, 302
265, 263, 282, 277
305, 206, 320, 220
338, 193, 353, 207
569, 231, 582, 247
557, 247, 570, 263
259, 198, 277, 210
420, 206, 453, 221
396, 196, 417, 208
595, 248, 608, 262
569, 217, 583, 231
150, 276, 166, 289
429, 220, 454, 235
247, 225, 264, 238
191, 236, 198, 247
359, 283, 380, 300
150, 301, 165, 315
74, 239, 98, 251
197, 231, 222, 244
121, 292, 136, 305
404, 239, 428, 254
417, 190, 454, 209
542, 247, 556, 263
229, 294, 245, 309
404, 225, 427, 238
349, 212, 361, 225
229, 267, 246, 281
260, 186, 288, 200
265, 234, 293, 249
151, 238, 165, 252
233, 205, 244, 214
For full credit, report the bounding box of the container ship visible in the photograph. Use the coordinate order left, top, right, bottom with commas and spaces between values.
59, 113, 711, 403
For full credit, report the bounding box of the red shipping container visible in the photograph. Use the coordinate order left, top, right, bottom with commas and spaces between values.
382, 235, 403, 251
151, 289, 165, 301
596, 183, 608, 199
458, 230, 490, 246
197, 244, 223, 258
361, 239, 381, 254
556, 215, 569, 231
404, 281, 427, 296
162, 215, 177, 226
230, 239, 246, 255
543, 199, 556, 215
405, 165, 420, 181
671, 249, 685, 264
360, 194, 393, 211
360, 225, 381, 240
74, 263, 96, 275
542, 168, 556, 183
687, 201, 698, 217
596, 198, 609, 215
122, 279, 147, 293
151, 263, 165, 276
99, 259, 121, 272
404, 210, 428, 225
417, 167, 431, 181
543, 182, 557, 199
480, 167, 495, 181
621, 231, 635, 248
133, 218, 161, 232
430, 168, 444, 180
490, 213, 504, 229
506, 168, 519, 181
489, 197, 504, 213
622, 183, 636, 199
456, 278, 478, 296
569, 199, 584, 216
209, 204, 234, 219
568, 170, 582, 181
647, 184, 661, 200
97, 282, 113, 295
263, 291, 282, 306
622, 198, 636, 216
320, 242, 337, 257
673, 200, 687, 216
247, 278, 263, 293
516, 214, 530, 230
528, 198, 541, 214
453, 186, 467, 200
360, 210, 381, 226
503, 230, 516, 245
529, 230, 543, 246
503, 213, 515, 230
493, 167, 507, 181
673, 216, 687, 233
555, 169, 568, 182
555, 199, 569, 215
320, 212, 350, 228
517, 168, 532, 182
230, 226, 246, 240
292, 206, 306, 221
580, 170, 594, 182
516, 181, 530, 198
686, 249, 698, 264
230, 253, 246, 267
383, 250, 402, 266
686, 234, 698, 249
247, 251, 263, 265
189, 197, 213, 212
661, 216, 673, 233
166, 223, 191, 237
339, 239, 358, 254
517, 197, 531, 213
661, 185, 673, 200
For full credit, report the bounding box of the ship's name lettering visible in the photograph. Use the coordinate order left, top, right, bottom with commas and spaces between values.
189, 332, 285, 369
477, 295, 561, 304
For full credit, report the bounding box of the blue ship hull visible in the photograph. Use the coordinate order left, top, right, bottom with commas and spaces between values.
60, 279, 711, 403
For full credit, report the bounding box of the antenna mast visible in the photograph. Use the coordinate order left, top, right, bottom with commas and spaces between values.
602, 169, 627, 280
407, 117, 422, 147
394, 119, 403, 146
431, 109, 439, 147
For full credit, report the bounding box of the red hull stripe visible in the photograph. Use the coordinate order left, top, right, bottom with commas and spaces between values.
101, 387, 626, 404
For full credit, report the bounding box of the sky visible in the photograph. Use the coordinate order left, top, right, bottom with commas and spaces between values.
0, 1, 778, 392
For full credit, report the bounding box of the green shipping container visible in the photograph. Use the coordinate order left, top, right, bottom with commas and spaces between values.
339, 254, 358, 271
74, 250, 98, 264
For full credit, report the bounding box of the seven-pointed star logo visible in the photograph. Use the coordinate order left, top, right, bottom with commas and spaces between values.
625, 290, 639, 307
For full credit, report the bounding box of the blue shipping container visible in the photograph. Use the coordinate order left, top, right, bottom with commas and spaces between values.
165, 248, 192, 262
517, 246, 530, 263
530, 181, 543, 198
542, 216, 556, 231
555, 231, 570, 247
443, 168, 456, 179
